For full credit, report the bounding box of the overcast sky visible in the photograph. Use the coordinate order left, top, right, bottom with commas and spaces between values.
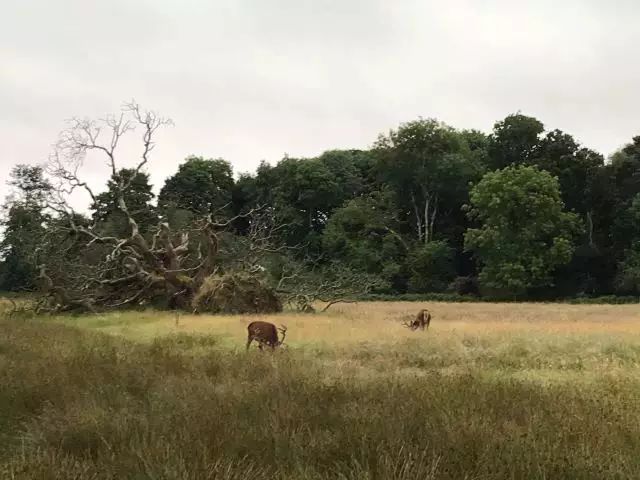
2, 0, 640, 207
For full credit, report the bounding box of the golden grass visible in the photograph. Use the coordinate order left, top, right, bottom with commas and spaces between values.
3, 301, 640, 478
51, 301, 640, 387
61, 301, 640, 343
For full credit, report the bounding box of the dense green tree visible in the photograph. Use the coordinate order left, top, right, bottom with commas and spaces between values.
5, 107, 638, 301
322, 190, 408, 291
615, 194, 640, 294
613, 139, 640, 202
609, 142, 640, 252
522, 130, 608, 295
376, 119, 483, 245
617, 244, 640, 295
0, 165, 51, 291
319, 149, 375, 195
247, 151, 367, 248
465, 165, 582, 296
158, 156, 234, 215
406, 240, 455, 293
531, 130, 604, 215
91, 169, 157, 236
487, 114, 544, 170
460, 129, 490, 168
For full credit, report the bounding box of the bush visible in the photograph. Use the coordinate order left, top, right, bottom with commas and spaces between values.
192, 273, 282, 314
357, 292, 640, 304
615, 244, 640, 295
447, 276, 479, 296
407, 241, 455, 293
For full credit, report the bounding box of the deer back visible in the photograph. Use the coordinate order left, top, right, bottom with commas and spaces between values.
247, 321, 279, 346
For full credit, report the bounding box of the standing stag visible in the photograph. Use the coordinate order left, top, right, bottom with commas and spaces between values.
402, 309, 431, 331
246, 321, 288, 351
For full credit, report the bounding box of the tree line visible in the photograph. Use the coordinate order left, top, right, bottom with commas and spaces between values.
1, 108, 640, 307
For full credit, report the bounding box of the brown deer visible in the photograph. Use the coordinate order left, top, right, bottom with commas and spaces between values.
246, 321, 288, 351
402, 309, 431, 331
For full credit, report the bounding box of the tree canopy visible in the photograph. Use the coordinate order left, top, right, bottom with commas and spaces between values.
1, 106, 639, 302
464, 165, 583, 296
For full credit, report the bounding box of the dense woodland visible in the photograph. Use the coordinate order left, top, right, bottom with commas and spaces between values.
1, 106, 640, 310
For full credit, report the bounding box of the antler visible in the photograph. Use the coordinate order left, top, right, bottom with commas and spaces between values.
278, 325, 287, 345
401, 316, 417, 330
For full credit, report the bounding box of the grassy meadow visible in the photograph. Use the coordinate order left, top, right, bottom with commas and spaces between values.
2, 301, 640, 479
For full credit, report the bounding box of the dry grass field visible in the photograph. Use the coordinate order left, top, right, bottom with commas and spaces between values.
2, 301, 640, 478
58, 300, 640, 341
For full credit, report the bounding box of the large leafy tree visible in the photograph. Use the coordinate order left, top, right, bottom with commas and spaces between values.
158, 156, 234, 217
322, 190, 408, 290
616, 194, 640, 294
406, 240, 455, 293
91, 168, 157, 236
609, 141, 640, 252
465, 165, 582, 296
375, 118, 483, 245
525, 130, 607, 295
0, 165, 52, 291
531, 130, 604, 215
247, 151, 368, 248
487, 114, 544, 170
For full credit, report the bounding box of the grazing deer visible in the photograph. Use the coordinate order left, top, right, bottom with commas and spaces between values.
402, 309, 431, 331
246, 321, 288, 351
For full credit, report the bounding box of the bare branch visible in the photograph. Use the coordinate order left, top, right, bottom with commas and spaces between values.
122, 100, 173, 190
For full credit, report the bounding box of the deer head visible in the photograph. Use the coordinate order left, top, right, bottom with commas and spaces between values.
401, 315, 418, 330
401, 320, 417, 330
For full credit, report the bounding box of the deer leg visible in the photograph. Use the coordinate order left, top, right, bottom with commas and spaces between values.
246, 337, 253, 351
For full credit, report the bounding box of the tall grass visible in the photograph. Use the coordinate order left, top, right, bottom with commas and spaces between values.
2, 307, 640, 479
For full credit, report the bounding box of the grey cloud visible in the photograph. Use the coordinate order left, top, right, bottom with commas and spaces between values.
2, 0, 640, 208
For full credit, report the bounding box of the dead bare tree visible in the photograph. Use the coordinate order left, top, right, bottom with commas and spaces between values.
275, 259, 385, 313
224, 208, 294, 273
246, 321, 287, 351
35, 101, 281, 314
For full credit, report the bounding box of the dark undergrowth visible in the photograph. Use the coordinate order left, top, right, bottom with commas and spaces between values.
1, 318, 640, 479
360, 292, 640, 304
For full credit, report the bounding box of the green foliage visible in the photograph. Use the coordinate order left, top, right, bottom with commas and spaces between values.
158, 156, 234, 215
465, 165, 583, 296
609, 144, 640, 252
5, 110, 640, 301
359, 292, 639, 303
407, 241, 455, 293
322, 190, 405, 277
249, 151, 370, 248
375, 118, 484, 243
0, 165, 51, 291
616, 243, 640, 294
487, 113, 544, 170
531, 129, 604, 215
91, 168, 157, 236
